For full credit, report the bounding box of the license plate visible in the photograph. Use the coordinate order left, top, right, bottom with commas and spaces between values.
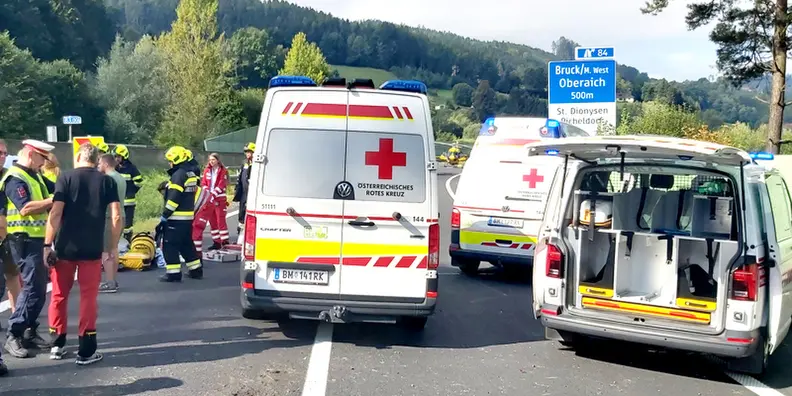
272, 268, 329, 285
487, 217, 524, 228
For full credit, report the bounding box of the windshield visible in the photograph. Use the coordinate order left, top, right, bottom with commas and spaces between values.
561, 123, 591, 137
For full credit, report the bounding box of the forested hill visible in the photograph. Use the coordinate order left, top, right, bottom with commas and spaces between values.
0, 0, 779, 132
100, 0, 776, 128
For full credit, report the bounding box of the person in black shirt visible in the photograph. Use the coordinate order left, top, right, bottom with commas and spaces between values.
43, 143, 121, 365
233, 143, 254, 236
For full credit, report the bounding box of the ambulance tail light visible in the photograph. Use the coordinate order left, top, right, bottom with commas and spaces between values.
731, 263, 759, 301
428, 224, 440, 270
451, 207, 461, 229
545, 244, 563, 279
244, 214, 257, 261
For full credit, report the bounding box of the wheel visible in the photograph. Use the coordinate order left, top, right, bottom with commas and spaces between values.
452, 257, 480, 276
727, 332, 769, 377
401, 316, 428, 331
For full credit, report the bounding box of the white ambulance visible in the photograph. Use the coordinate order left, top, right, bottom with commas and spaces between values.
450, 117, 589, 276
529, 136, 792, 375
239, 76, 439, 330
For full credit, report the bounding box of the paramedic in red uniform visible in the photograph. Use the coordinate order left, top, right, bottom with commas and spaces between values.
202, 153, 229, 250
44, 143, 121, 364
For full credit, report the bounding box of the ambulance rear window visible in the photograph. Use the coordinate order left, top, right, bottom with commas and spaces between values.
262, 129, 346, 199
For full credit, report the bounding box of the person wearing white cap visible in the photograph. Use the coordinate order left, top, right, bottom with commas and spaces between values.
0, 139, 55, 360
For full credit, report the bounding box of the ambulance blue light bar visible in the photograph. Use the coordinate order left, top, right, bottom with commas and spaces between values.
380, 80, 428, 94
545, 149, 559, 155
542, 119, 561, 138
750, 152, 775, 160
268, 75, 317, 88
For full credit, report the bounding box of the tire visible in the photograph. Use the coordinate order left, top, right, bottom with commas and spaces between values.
727, 332, 769, 377
452, 257, 480, 276
401, 316, 428, 331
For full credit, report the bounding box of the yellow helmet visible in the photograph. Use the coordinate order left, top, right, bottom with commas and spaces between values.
164, 146, 188, 165
184, 148, 194, 161
243, 142, 256, 152
112, 144, 130, 159
96, 141, 109, 153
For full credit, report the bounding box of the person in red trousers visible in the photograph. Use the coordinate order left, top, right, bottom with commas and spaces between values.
44, 143, 122, 365
191, 182, 211, 254
201, 153, 229, 250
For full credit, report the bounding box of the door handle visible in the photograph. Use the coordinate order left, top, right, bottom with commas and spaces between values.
348, 220, 375, 227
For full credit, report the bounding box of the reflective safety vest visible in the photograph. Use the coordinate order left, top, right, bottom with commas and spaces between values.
42, 170, 57, 184
0, 165, 51, 238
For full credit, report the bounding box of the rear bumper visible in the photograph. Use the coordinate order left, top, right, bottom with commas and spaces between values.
449, 246, 533, 266
541, 304, 759, 358
242, 289, 436, 322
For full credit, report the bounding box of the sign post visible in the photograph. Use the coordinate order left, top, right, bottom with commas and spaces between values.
548, 50, 617, 136
62, 115, 82, 142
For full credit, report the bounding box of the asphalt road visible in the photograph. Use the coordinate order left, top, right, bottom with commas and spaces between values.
1, 169, 792, 396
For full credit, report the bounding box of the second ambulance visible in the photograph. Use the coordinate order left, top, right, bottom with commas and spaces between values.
239, 76, 439, 330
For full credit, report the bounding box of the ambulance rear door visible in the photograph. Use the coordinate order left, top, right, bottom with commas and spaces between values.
252, 87, 349, 297
340, 89, 434, 300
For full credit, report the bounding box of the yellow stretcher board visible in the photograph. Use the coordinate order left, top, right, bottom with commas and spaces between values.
581, 296, 711, 325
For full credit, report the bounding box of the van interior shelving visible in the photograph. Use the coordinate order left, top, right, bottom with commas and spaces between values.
566, 169, 739, 325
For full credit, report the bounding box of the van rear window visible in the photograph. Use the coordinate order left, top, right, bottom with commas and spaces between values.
262, 129, 346, 199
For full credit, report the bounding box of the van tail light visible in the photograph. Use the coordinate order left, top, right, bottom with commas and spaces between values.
731, 263, 759, 301
451, 208, 461, 229
545, 244, 563, 278
428, 223, 440, 269
244, 214, 257, 261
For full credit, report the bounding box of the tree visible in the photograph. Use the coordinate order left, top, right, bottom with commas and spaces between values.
155, 0, 237, 148
225, 27, 284, 88
279, 32, 331, 83
641, 0, 790, 153
38, 60, 104, 134
551, 36, 579, 60
472, 80, 497, 121
93, 35, 171, 143
451, 83, 474, 107
0, 32, 50, 139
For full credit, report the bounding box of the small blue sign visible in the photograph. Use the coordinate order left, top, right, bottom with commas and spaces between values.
62, 115, 82, 125
575, 47, 614, 59
548, 60, 617, 104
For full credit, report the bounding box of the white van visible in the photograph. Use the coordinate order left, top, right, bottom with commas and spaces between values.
449, 117, 589, 276
529, 135, 792, 375
239, 76, 440, 330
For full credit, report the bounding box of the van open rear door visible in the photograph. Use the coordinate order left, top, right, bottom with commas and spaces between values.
761, 172, 792, 354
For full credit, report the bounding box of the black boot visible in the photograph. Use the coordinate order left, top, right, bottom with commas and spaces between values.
208, 242, 222, 251
76, 332, 102, 366
186, 267, 203, 279
0, 358, 8, 376
159, 273, 182, 282
23, 327, 52, 349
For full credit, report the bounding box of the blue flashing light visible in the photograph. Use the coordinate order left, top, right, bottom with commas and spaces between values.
541, 118, 561, 139
268, 75, 317, 88
379, 80, 428, 94
545, 149, 560, 156
677, 155, 693, 161
484, 117, 496, 126
546, 119, 560, 128
750, 152, 775, 161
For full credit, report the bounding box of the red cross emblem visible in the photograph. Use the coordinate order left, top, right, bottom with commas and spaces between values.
365, 138, 407, 180
523, 168, 544, 189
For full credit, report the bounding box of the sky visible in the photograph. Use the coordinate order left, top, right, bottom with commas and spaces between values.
287, 0, 719, 82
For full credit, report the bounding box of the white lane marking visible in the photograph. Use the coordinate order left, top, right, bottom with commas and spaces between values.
725, 371, 785, 396
0, 209, 241, 313
445, 173, 461, 201
301, 322, 334, 396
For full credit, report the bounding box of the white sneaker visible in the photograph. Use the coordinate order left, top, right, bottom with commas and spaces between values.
50, 346, 66, 360
76, 352, 103, 366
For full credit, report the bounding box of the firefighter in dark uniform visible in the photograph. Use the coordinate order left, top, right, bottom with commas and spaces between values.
160, 146, 203, 283
1, 140, 56, 359
233, 143, 254, 234
112, 144, 143, 243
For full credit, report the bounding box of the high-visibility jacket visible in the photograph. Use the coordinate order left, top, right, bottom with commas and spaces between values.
0, 165, 51, 238
117, 159, 142, 207
162, 163, 199, 222
42, 170, 57, 184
